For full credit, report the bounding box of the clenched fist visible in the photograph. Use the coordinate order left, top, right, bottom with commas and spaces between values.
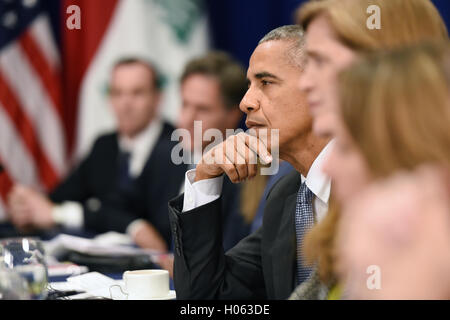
195, 132, 273, 183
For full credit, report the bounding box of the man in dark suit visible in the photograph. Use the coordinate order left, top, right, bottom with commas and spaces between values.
7, 58, 185, 251
156, 51, 253, 276
175, 51, 251, 251
168, 25, 332, 299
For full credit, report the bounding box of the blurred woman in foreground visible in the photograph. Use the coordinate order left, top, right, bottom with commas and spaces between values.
290, 0, 449, 300
324, 42, 450, 299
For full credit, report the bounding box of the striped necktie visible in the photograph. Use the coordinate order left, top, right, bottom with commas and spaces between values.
295, 182, 314, 285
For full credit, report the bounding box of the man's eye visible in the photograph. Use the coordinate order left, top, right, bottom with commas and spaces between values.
133, 89, 147, 96
261, 80, 271, 86
197, 106, 211, 113
309, 54, 324, 68
315, 55, 326, 67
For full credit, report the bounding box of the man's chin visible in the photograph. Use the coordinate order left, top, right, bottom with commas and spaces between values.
247, 126, 269, 139
247, 127, 280, 156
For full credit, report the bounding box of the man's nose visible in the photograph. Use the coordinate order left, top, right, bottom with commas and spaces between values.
178, 107, 195, 129
114, 94, 133, 109
239, 89, 259, 114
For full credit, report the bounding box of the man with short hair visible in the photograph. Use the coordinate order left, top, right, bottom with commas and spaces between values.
168, 25, 332, 299
176, 51, 251, 251
7, 58, 185, 252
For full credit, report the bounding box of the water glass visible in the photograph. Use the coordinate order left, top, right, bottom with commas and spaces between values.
0, 238, 48, 299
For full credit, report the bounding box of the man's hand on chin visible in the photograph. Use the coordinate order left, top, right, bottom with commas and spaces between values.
195, 132, 272, 183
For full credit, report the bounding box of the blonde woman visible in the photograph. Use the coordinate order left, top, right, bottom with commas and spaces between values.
289, 0, 448, 299
324, 42, 450, 299
298, 0, 448, 136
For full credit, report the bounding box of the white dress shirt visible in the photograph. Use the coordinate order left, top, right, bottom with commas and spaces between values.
118, 118, 163, 178
182, 141, 333, 223
52, 118, 164, 234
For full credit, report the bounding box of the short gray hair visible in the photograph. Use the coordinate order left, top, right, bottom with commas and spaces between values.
258, 25, 306, 69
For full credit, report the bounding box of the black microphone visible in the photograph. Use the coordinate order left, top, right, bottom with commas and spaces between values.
0, 163, 3, 173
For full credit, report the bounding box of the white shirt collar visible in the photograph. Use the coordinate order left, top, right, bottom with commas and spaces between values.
118, 117, 163, 177
301, 140, 334, 204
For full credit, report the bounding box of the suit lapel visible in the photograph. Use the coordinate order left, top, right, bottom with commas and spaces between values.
271, 191, 298, 299
140, 122, 172, 177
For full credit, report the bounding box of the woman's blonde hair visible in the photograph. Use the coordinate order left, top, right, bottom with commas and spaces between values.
308, 41, 450, 286
297, 0, 448, 53
297, 0, 449, 285
340, 41, 450, 176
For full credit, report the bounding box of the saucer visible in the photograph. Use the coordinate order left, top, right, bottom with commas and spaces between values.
111, 286, 176, 300
146, 290, 176, 300
127, 290, 176, 300
110, 280, 176, 300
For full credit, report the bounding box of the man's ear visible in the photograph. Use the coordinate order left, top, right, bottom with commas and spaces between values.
226, 107, 244, 129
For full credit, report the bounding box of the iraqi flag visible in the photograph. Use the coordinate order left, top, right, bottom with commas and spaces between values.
0, 0, 209, 220
62, 0, 210, 161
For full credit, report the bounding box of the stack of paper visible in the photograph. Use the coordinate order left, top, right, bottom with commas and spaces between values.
50, 272, 126, 300
44, 232, 162, 260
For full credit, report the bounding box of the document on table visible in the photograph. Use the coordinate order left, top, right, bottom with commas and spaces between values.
50, 272, 126, 300
44, 232, 162, 260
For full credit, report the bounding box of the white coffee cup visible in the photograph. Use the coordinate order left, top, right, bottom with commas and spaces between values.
122, 269, 169, 300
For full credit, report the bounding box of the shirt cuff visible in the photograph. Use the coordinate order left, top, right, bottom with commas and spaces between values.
52, 201, 84, 229
126, 219, 147, 238
182, 169, 224, 212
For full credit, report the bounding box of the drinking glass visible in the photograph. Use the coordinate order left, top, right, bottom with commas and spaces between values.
0, 267, 30, 300
0, 238, 48, 299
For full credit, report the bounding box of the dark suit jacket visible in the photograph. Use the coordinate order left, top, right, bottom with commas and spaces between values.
214, 177, 251, 252
168, 169, 302, 299
50, 122, 186, 246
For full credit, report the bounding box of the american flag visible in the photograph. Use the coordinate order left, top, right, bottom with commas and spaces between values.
0, 0, 67, 219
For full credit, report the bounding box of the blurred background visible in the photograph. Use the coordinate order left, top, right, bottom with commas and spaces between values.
0, 0, 449, 220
